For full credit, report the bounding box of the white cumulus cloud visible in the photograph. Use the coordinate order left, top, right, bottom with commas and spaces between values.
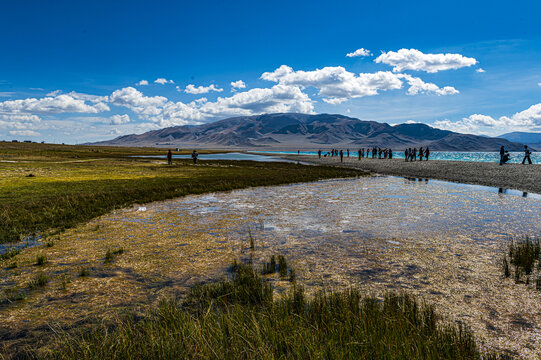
476, 68, 486, 73
9, 130, 40, 136
375, 48, 477, 73
109, 87, 168, 116
262, 65, 455, 104
0, 94, 109, 114
230, 80, 246, 91
109, 114, 130, 125
136, 80, 149, 86
398, 74, 459, 96
433, 103, 541, 135
154, 78, 174, 85
346, 48, 372, 57
185, 84, 224, 94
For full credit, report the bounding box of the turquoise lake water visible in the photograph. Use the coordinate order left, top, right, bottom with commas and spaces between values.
252, 150, 540, 164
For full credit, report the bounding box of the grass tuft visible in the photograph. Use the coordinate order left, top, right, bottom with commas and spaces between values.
105, 248, 124, 263
503, 236, 541, 285
36, 254, 48, 266
28, 273, 49, 289
79, 268, 90, 277
0, 248, 21, 261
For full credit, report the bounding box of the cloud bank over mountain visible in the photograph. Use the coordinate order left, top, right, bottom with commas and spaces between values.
0, 47, 537, 142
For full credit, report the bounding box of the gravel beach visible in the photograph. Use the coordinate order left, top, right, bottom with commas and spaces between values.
281, 155, 541, 194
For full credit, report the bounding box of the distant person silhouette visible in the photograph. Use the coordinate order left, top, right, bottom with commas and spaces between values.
522, 145, 532, 164
389, 148, 393, 159
412, 148, 417, 161
167, 149, 173, 165
425, 147, 430, 160
405, 148, 409, 162
502, 151, 510, 164
499, 146, 505, 165
418, 147, 424, 161
191, 150, 199, 164
339, 150, 344, 162
318, 149, 322, 159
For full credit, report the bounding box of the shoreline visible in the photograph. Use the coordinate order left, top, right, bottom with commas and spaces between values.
279, 155, 541, 195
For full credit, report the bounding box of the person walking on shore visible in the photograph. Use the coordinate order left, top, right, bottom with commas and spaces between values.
405, 148, 409, 162
499, 146, 505, 165
347, 149, 350, 158
191, 150, 199, 165
318, 149, 322, 159
389, 148, 393, 159
339, 150, 344, 162
418, 147, 424, 161
358, 148, 362, 160
412, 148, 417, 161
167, 149, 173, 165
425, 147, 430, 160
522, 145, 532, 164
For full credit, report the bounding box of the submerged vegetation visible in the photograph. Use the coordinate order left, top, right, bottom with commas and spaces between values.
0, 142, 364, 243
48, 260, 497, 360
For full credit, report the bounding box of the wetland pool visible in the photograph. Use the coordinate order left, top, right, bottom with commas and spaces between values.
3, 175, 541, 358
117, 175, 541, 358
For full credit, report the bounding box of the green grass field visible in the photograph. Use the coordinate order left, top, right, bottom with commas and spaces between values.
0, 142, 364, 244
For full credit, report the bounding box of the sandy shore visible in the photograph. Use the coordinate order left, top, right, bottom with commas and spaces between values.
281, 155, 541, 194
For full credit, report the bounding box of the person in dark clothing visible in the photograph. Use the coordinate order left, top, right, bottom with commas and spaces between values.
191, 150, 199, 164
425, 147, 430, 160
347, 149, 350, 157
167, 149, 173, 165
405, 148, 409, 162
522, 145, 532, 164
318, 149, 322, 159
389, 148, 393, 159
418, 147, 424, 161
358, 149, 361, 160
339, 150, 344, 162
412, 148, 417, 161
502, 151, 510, 164
499, 146, 505, 165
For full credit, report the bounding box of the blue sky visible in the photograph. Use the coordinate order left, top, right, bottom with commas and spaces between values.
1, 0, 540, 143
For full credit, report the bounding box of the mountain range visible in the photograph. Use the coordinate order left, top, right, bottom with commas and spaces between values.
92, 113, 529, 151
498, 131, 541, 149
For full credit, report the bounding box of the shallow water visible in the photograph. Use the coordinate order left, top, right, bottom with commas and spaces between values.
254, 150, 541, 164
133, 152, 300, 162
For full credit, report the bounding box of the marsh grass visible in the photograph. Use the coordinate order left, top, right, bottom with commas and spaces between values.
49, 260, 498, 360
0, 143, 364, 244
79, 268, 90, 277
28, 273, 48, 289
503, 236, 541, 286
278, 254, 288, 278
0, 248, 21, 261
104, 248, 124, 263
35, 254, 48, 266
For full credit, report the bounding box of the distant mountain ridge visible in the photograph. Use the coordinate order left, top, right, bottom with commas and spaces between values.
92, 113, 529, 151
498, 131, 541, 148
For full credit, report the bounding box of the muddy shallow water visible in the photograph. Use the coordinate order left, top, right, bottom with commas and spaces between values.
3, 176, 541, 358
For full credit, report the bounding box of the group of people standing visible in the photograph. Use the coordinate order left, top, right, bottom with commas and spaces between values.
499, 145, 533, 165
317, 147, 394, 162
405, 147, 430, 161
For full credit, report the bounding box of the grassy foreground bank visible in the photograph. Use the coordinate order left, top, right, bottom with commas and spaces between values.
0, 142, 364, 243
48, 261, 498, 360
